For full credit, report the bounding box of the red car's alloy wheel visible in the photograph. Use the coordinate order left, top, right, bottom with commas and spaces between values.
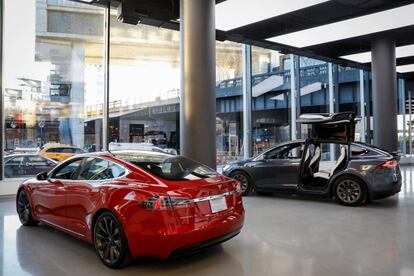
16, 190, 37, 226
94, 212, 130, 268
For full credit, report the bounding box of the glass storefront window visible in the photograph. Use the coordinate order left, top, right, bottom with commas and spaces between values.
108, 13, 180, 155
216, 41, 243, 166
406, 90, 414, 156
3, 0, 104, 178
398, 78, 408, 155
251, 47, 290, 155
337, 66, 362, 141
299, 57, 330, 138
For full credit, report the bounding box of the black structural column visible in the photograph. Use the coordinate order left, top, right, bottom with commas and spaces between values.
180, 0, 216, 168
371, 37, 398, 152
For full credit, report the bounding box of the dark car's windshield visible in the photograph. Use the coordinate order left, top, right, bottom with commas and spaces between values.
115, 152, 217, 181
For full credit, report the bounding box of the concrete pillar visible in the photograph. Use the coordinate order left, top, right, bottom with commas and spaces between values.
371, 37, 398, 152
180, 0, 216, 168
242, 45, 252, 158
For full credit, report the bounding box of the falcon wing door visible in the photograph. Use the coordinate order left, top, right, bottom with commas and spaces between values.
297, 112, 356, 144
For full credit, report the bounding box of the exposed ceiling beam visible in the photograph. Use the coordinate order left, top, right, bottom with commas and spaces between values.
397, 56, 414, 66
229, 0, 414, 40
300, 26, 414, 58
70, 0, 414, 80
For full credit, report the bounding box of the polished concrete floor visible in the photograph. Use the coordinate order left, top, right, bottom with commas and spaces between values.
1, 167, 414, 276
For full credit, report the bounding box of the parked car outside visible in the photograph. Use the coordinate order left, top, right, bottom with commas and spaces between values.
12, 147, 40, 154
5, 154, 57, 178
39, 144, 84, 162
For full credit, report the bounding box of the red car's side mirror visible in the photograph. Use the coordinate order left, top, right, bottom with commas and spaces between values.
36, 171, 48, 181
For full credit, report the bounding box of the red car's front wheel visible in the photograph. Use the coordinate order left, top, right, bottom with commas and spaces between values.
93, 212, 130, 269
16, 190, 37, 226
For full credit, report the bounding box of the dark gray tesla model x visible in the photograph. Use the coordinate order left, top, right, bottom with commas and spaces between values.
223, 112, 402, 206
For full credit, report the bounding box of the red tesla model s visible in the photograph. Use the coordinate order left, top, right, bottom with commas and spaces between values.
16, 151, 245, 268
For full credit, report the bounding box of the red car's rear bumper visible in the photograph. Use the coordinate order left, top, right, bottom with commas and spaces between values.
126, 207, 244, 259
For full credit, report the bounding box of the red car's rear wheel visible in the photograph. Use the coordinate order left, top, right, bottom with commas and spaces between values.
93, 212, 130, 269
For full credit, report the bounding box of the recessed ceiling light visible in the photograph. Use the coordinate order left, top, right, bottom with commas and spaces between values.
341, 45, 414, 63
216, 0, 329, 31
267, 4, 414, 48
397, 64, 414, 73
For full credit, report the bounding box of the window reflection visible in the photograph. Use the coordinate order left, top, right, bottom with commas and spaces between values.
4, 0, 104, 178
251, 47, 291, 155
216, 41, 244, 166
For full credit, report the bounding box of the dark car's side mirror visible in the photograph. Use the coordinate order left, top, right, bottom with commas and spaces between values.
263, 153, 270, 159
36, 171, 48, 181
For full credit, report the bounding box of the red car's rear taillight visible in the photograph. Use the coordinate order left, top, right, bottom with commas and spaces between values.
137, 196, 171, 210
375, 159, 398, 170
137, 196, 194, 210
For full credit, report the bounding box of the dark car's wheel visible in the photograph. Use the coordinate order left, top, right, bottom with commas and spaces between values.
230, 171, 253, 196
94, 212, 130, 269
16, 190, 37, 226
334, 176, 367, 206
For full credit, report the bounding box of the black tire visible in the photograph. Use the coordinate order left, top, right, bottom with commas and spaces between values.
93, 212, 131, 269
256, 191, 273, 196
16, 189, 38, 226
334, 175, 367, 207
230, 171, 253, 196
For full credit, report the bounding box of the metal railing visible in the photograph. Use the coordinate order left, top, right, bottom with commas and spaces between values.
85, 64, 366, 118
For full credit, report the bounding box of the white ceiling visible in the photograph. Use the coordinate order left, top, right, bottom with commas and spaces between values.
266, 4, 414, 48
215, 0, 329, 31
397, 64, 414, 73
341, 45, 414, 63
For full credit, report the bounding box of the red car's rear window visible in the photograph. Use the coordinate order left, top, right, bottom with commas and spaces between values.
115, 152, 217, 181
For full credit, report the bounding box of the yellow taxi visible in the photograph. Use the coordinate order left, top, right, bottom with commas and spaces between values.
39, 144, 84, 162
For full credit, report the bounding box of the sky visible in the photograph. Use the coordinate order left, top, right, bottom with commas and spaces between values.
4, 0, 51, 90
